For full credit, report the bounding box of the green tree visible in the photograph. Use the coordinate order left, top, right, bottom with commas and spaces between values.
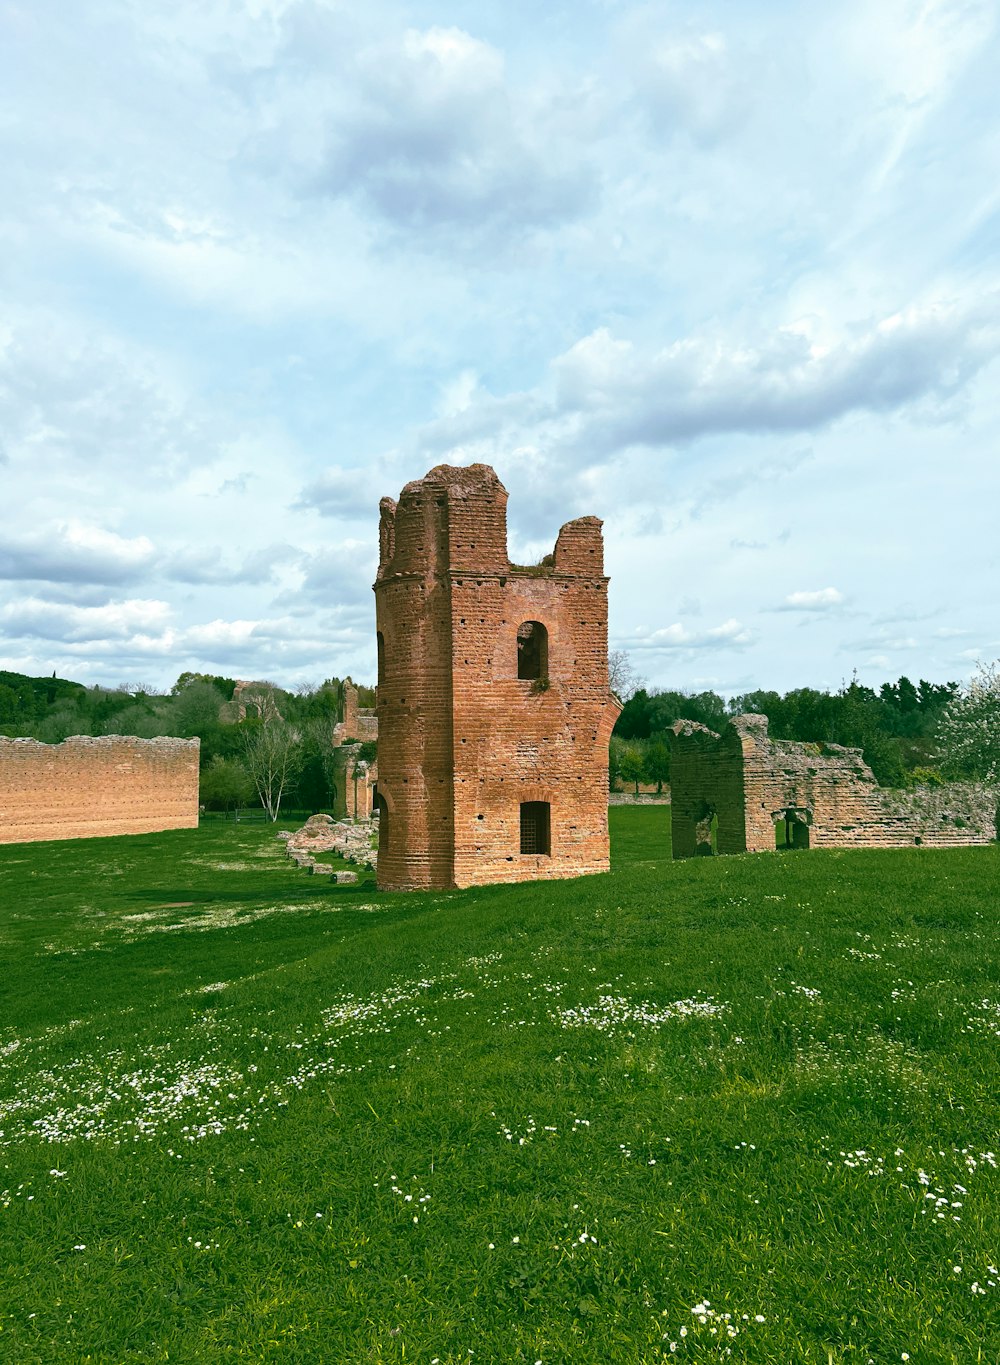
169, 680, 230, 737
644, 739, 671, 794
615, 689, 653, 739
617, 742, 645, 795
199, 756, 256, 812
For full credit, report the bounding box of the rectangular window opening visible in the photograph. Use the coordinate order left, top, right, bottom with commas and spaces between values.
520, 801, 551, 856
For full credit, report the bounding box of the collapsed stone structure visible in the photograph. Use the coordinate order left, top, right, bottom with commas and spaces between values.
373, 463, 621, 890
0, 735, 200, 844
278, 812, 376, 882
669, 713, 998, 857
219, 680, 283, 725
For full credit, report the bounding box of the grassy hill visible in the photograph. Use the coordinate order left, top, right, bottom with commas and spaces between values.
1, 810, 999, 1362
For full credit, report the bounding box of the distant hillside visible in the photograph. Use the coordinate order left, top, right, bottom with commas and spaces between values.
0, 669, 172, 743
0, 670, 87, 729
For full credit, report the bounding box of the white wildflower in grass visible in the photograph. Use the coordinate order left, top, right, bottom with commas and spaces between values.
790, 983, 821, 1000
663, 1299, 766, 1349
551, 994, 727, 1035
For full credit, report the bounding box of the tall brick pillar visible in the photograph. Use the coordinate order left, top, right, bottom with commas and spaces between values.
373, 463, 621, 891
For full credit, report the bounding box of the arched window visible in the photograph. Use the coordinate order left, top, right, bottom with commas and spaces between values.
376, 631, 385, 686
517, 621, 548, 680
374, 794, 388, 850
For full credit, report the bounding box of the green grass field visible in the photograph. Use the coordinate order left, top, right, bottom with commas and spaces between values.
2, 809, 1000, 1363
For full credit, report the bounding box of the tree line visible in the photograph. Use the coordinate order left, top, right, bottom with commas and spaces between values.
611, 673, 976, 793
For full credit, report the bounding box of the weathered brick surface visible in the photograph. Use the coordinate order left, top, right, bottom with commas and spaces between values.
331, 682, 378, 819
0, 735, 200, 844
670, 714, 998, 857
335, 684, 378, 744
374, 463, 621, 890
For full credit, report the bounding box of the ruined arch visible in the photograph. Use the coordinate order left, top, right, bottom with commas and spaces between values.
773, 807, 811, 850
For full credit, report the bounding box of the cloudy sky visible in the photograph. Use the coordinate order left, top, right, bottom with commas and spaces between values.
2, 0, 998, 697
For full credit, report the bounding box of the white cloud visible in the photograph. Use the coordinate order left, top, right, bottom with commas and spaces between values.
845, 0, 994, 106
778, 589, 845, 612
0, 597, 175, 645
631, 28, 747, 144
0, 312, 224, 485
411, 297, 1000, 499
248, 20, 598, 246
624, 618, 752, 653
0, 523, 156, 584
550, 299, 1000, 450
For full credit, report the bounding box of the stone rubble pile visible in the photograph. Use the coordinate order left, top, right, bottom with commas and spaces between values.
278, 812, 378, 884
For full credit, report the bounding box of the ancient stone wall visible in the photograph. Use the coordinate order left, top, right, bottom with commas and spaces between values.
670, 714, 998, 857
336, 682, 378, 744
330, 681, 378, 819
374, 463, 621, 890
668, 720, 748, 857
0, 735, 200, 844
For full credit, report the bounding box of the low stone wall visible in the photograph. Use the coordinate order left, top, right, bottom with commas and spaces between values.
0, 735, 200, 844
609, 792, 671, 805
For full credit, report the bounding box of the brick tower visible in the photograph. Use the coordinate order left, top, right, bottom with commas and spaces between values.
373, 463, 621, 890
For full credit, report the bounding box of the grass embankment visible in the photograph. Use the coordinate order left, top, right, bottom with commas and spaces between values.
2, 811, 1000, 1362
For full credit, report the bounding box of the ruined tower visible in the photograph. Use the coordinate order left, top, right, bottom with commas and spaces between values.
373, 463, 621, 890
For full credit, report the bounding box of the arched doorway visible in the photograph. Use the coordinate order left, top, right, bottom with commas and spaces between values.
774, 808, 811, 850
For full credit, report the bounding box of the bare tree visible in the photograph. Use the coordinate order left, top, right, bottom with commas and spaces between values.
240, 719, 301, 821
608, 649, 642, 701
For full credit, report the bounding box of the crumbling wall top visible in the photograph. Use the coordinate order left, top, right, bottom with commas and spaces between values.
377, 462, 509, 579
553, 516, 605, 576
671, 718, 722, 741
401, 462, 506, 500
729, 713, 769, 742
0, 735, 199, 752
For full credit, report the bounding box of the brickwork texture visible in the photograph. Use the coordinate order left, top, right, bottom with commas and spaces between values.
330, 682, 378, 820
0, 735, 200, 845
670, 714, 998, 857
374, 463, 621, 890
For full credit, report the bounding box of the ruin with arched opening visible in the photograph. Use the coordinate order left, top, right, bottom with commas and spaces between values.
669, 713, 998, 856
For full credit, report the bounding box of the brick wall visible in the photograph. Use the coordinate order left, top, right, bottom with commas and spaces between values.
0, 735, 200, 844
374, 463, 621, 890
670, 714, 998, 856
